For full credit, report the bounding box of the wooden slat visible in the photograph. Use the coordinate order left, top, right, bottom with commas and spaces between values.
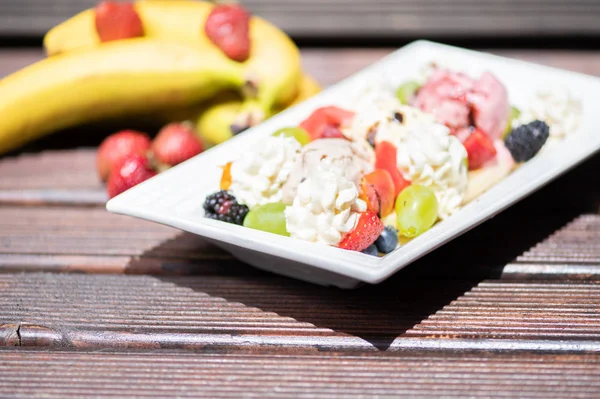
0, 207, 597, 279
1, 273, 600, 352
2, 0, 600, 37
1, 349, 599, 398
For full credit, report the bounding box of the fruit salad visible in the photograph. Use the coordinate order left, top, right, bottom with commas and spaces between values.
202, 64, 582, 256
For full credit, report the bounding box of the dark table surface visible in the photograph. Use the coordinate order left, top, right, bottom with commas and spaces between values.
1, 47, 600, 398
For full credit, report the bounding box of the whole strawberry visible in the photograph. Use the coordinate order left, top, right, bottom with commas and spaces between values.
106, 153, 156, 199
338, 211, 385, 252
96, 130, 151, 181
95, 1, 144, 43
205, 4, 251, 62
152, 122, 204, 167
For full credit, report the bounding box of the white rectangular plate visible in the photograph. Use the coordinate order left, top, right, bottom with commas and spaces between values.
107, 40, 600, 289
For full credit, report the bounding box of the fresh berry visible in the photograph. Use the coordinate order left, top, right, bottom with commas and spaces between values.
106, 153, 156, 199
320, 125, 347, 139
463, 128, 497, 170
338, 211, 384, 252
299, 106, 355, 141
203, 190, 249, 225
505, 120, 550, 162
361, 169, 395, 218
96, 130, 151, 181
375, 225, 399, 254
95, 1, 144, 43
361, 244, 379, 256
152, 122, 203, 167
205, 4, 251, 62
375, 140, 411, 196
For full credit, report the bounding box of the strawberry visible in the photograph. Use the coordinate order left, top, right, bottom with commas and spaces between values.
375, 141, 411, 196
299, 106, 355, 141
95, 1, 144, 43
152, 122, 204, 167
320, 125, 348, 140
361, 169, 395, 218
338, 211, 384, 252
96, 129, 151, 182
463, 128, 497, 170
205, 4, 251, 62
106, 153, 156, 199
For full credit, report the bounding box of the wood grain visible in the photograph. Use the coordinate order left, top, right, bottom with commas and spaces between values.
1, 273, 600, 352
2, 0, 600, 38
1, 349, 599, 398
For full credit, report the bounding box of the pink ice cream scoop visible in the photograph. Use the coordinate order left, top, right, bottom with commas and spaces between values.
412, 68, 510, 140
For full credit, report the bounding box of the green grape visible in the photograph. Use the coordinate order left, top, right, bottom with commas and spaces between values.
395, 81, 421, 105
503, 105, 521, 137
395, 185, 439, 238
243, 202, 290, 237
272, 127, 310, 146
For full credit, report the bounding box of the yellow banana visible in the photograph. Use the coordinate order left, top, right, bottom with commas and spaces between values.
44, 0, 302, 120
196, 91, 244, 146
197, 73, 322, 146
0, 38, 244, 155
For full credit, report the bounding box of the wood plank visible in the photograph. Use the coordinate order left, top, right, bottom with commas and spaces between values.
1, 273, 600, 352
1, 349, 599, 398
2, 0, 600, 38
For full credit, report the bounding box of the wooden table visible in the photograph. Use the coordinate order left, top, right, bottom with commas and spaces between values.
1, 48, 600, 398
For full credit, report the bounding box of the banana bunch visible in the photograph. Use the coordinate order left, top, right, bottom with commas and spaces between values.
0, 0, 321, 155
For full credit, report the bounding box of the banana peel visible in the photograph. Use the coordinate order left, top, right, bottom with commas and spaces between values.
197, 73, 322, 146
44, 0, 302, 124
0, 38, 244, 155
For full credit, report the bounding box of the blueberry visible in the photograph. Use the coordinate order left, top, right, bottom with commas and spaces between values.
375, 226, 399, 254
361, 244, 379, 256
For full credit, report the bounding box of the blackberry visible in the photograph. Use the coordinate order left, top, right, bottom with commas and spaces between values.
505, 120, 550, 162
203, 190, 249, 225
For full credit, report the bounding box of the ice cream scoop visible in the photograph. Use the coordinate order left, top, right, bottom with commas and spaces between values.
280, 138, 374, 204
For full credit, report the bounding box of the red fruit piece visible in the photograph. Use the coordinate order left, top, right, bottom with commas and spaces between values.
361, 169, 395, 217
320, 125, 348, 140
205, 4, 251, 62
375, 141, 411, 196
96, 129, 151, 181
463, 128, 497, 170
106, 154, 156, 199
299, 106, 355, 141
95, 1, 144, 43
152, 122, 204, 167
338, 211, 384, 252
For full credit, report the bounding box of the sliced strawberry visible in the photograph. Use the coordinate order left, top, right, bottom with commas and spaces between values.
96, 129, 151, 182
463, 128, 497, 170
299, 106, 355, 141
106, 154, 156, 199
95, 1, 144, 43
338, 211, 384, 252
205, 4, 251, 62
361, 169, 395, 217
375, 141, 411, 196
152, 122, 204, 167
320, 125, 348, 140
